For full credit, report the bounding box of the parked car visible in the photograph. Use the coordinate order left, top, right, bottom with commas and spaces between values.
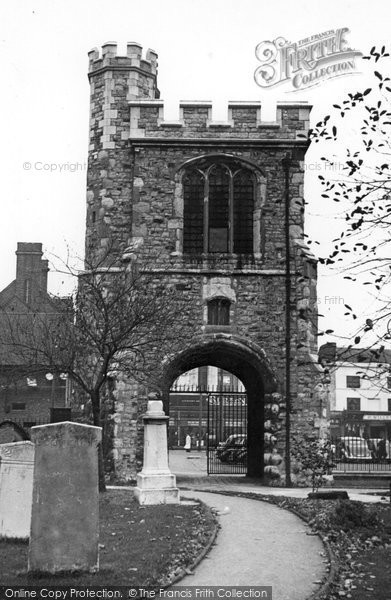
367, 438, 391, 460
335, 437, 372, 462
216, 434, 247, 463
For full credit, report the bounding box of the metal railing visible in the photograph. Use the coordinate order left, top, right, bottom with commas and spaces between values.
331, 435, 391, 473
207, 392, 248, 475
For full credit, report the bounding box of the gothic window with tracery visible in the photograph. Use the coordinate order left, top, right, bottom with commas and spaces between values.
183, 160, 255, 255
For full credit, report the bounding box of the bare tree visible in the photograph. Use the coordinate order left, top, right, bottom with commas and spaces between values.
0, 247, 191, 490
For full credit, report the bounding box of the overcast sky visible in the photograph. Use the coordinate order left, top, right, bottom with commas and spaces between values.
1, 0, 391, 344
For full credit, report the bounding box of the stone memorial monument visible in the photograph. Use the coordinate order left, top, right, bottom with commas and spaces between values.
134, 400, 180, 505
28, 422, 101, 574
0, 441, 35, 538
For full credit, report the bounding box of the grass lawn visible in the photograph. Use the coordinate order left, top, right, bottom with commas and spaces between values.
347, 546, 391, 599
0, 489, 217, 587
282, 496, 391, 600
217, 491, 391, 600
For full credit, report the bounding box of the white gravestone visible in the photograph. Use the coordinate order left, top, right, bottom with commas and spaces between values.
28, 422, 102, 574
134, 400, 180, 505
0, 441, 35, 539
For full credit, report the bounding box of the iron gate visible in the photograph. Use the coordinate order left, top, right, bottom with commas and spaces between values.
207, 392, 248, 474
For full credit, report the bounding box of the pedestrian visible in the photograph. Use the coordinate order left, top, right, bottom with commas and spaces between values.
377, 437, 387, 460
184, 432, 191, 453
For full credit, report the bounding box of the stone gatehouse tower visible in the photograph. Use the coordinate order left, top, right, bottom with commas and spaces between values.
86, 42, 321, 483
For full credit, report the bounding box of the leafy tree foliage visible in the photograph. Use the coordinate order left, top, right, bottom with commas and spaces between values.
308, 46, 391, 351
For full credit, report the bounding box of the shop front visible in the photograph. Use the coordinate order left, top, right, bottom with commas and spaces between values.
331, 411, 391, 440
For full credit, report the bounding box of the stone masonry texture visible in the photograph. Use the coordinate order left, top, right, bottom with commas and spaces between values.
84, 43, 322, 483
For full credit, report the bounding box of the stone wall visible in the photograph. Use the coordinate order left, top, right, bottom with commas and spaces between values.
84, 43, 322, 483
86, 44, 158, 263
127, 100, 309, 140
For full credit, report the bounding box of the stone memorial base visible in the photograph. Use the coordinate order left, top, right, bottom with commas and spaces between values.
134, 472, 180, 505
134, 399, 180, 505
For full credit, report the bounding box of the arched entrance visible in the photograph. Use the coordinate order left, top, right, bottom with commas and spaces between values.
161, 335, 277, 478
169, 365, 247, 475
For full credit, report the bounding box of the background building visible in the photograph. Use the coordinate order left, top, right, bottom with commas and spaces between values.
0, 243, 71, 430
319, 342, 391, 440
169, 367, 245, 448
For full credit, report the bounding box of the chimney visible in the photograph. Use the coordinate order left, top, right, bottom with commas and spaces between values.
15, 243, 49, 306
40, 259, 49, 293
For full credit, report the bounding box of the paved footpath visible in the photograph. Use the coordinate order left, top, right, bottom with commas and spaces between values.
179, 491, 327, 600
178, 479, 388, 503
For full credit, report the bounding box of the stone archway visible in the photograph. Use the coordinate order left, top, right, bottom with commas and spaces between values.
160, 334, 278, 478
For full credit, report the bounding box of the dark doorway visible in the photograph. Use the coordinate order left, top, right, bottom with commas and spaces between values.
162, 336, 276, 478
169, 366, 247, 474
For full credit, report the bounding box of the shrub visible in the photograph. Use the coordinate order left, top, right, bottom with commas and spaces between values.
291, 436, 335, 492
334, 500, 379, 531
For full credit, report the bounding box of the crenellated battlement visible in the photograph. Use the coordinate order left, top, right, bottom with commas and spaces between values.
87, 43, 310, 149
88, 42, 158, 77
127, 99, 311, 141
